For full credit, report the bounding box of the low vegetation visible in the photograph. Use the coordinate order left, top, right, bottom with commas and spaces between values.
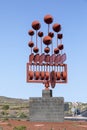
0, 96, 87, 120
13, 125, 26, 130
0, 96, 29, 120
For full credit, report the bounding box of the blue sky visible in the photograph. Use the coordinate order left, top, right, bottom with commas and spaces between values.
0, 0, 87, 102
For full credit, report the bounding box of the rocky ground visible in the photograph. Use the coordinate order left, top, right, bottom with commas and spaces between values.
0, 119, 87, 130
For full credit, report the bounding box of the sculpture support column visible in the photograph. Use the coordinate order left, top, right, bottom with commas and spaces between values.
29, 90, 64, 122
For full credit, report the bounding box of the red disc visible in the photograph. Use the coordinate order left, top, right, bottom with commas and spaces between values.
33, 47, 39, 53
58, 44, 64, 50
44, 14, 53, 24
45, 72, 50, 80
61, 71, 67, 80
56, 72, 61, 80
54, 48, 59, 54
57, 34, 63, 39
28, 30, 34, 36
53, 23, 61, 32
50, 71, 56, 88
40, 71, 45, 80
38, 31, 43, 37
35, 71, 40, 80
29, 71, 34, 80
44, 47, 50, 53
32, 20, 41, 30
48, 32, 54, 38
28, 41, 34, 48
43, 36, 52, 45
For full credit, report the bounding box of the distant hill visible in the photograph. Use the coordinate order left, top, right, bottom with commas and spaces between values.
0, 96, 28, 103
0, 96, 29, 119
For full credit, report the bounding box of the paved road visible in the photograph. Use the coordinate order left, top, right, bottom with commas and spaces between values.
65, 116, 87, 121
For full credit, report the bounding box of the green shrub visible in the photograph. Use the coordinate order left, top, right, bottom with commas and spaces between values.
3, 117, 8, 121
2, 105, 9, 110
18, 112, 27, 118
1, 111, 5, 115
2, 105, 9, 117
13, 125, 26, 130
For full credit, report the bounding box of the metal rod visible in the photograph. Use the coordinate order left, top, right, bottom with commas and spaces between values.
48, 24, 50, 34
36, 30, 38, 47
41, 37, 42, 54
57, 33, 58, 47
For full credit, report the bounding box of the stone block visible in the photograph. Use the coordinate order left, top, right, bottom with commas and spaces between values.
29, 90, 64, 122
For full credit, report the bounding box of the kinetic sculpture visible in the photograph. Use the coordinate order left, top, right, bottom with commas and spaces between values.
27, 14, 67, 89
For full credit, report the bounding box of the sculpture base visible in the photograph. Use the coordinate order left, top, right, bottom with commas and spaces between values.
29, 90, 64, 122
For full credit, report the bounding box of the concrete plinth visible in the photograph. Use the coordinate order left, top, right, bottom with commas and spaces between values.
29, 90, 64, 122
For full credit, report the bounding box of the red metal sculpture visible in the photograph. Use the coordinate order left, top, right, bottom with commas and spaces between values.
26, 14, 67, 89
